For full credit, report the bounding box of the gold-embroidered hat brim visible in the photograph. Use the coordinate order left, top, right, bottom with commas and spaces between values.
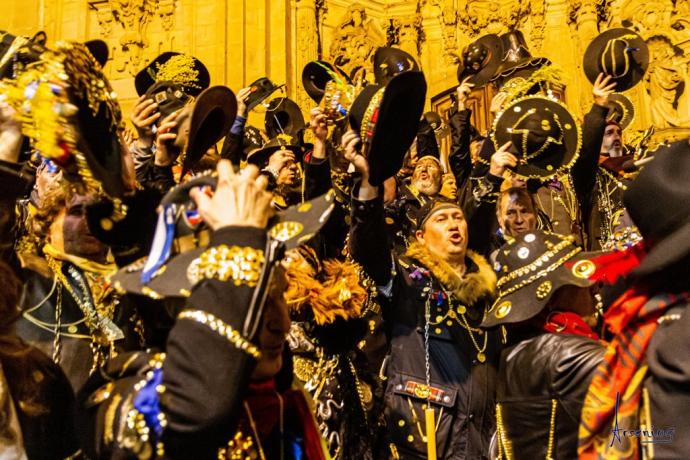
492, 95, 581, 181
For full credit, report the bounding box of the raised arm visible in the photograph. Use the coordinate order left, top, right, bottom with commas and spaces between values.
219, 87, 251, 166
448, 80, 475, 191
343, 129, 393, 286
303, 107, 333, 200
572, 74, 616, 202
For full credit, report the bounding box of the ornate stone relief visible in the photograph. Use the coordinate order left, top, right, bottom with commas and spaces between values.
389, 15, 424, 61
88, 0, 176, 76
609, 0, 690, 132
456, 0, 547, 47
296, 0, 320, 110
327, 3, 387, 78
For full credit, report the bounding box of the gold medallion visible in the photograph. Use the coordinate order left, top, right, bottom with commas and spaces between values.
477, 352, 486, 363
494, 300, 512, 319
572, 259, 596, 279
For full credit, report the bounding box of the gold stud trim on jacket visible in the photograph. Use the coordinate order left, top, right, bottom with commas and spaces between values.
178, 309, 261, 359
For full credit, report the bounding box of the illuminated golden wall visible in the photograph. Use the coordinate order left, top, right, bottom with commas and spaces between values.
2, 0, 689, 143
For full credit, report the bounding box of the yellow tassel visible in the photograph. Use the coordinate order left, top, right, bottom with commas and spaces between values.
425, 407, 437, 460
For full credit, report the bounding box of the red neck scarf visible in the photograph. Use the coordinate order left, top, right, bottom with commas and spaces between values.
242, 379, 327, 460
542, 311, 599, 340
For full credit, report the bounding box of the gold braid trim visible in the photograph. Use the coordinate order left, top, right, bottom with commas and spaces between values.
496, 235, 575, 288
186, 245, 265, 287
178, 310, 261, 359
494, 246, 582, 302
495, 403, 513, 460
546, 399, 558, 460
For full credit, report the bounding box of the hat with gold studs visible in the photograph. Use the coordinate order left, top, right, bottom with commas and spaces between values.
492, 95, 581, 180
481, 230, 598, 328
456, 33, 503, 87
111, 173, 336, 300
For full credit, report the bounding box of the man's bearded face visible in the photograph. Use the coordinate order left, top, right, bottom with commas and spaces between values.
412, 158, 442, 196
601, 124, 624, 157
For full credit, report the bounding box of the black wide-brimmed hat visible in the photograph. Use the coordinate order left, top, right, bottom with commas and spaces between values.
111, 177, 337, 299
423, 111, 442, 132
348, 71, 427, 186
181, 86, 237, 174
0, 37, 126, 201
264, 97, 306, 138
583, 28, 649, 92
302, 60, 351, 103
492, 95, 581, 180
246, 133, 303, 167
624, 139, 690, 277
491, 30, 550, 88
457, 34, 503, 87
373, 47, 420, 86
606, 93, 635, 130
481, 230, 598, 328
244, 77, 283, 112
135, 51, 210, 96
84, 39, 108, 67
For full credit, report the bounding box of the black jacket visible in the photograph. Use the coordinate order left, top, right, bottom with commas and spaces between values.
644, 291, 690, 458
350, 193, 498, 459
496, 333, 604, 459
78, 226, 271, 459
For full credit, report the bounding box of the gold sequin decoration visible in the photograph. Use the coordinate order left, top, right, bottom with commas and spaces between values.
536, 280, 552, 300
268, 221, 304, 242
187, 245, 265, 287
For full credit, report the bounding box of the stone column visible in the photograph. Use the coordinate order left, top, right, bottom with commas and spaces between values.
293, 0, 319, 112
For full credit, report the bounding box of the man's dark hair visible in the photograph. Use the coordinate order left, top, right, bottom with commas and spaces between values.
496, 187, 538, 215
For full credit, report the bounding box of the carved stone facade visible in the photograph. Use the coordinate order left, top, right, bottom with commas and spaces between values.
3, 0, 688, 141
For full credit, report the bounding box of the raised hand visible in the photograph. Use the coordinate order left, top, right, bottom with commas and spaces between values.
456, 78, 475, 111
190, 162, 274, 230
490, 91, 508, 115
154, 111, 180, 167
593, 73, 617, 107
236, 87, 252, 118
131, 95, 160, 149
341, 129, 369, 180
309, 107, 329, 142
309, 107, 329, 159
489, 141, 518, 178
266, 149, 296, 176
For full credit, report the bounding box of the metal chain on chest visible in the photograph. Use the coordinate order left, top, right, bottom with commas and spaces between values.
52, 283, 63, 363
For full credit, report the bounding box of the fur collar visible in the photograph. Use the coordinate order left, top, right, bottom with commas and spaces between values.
405, 241, 496, 305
